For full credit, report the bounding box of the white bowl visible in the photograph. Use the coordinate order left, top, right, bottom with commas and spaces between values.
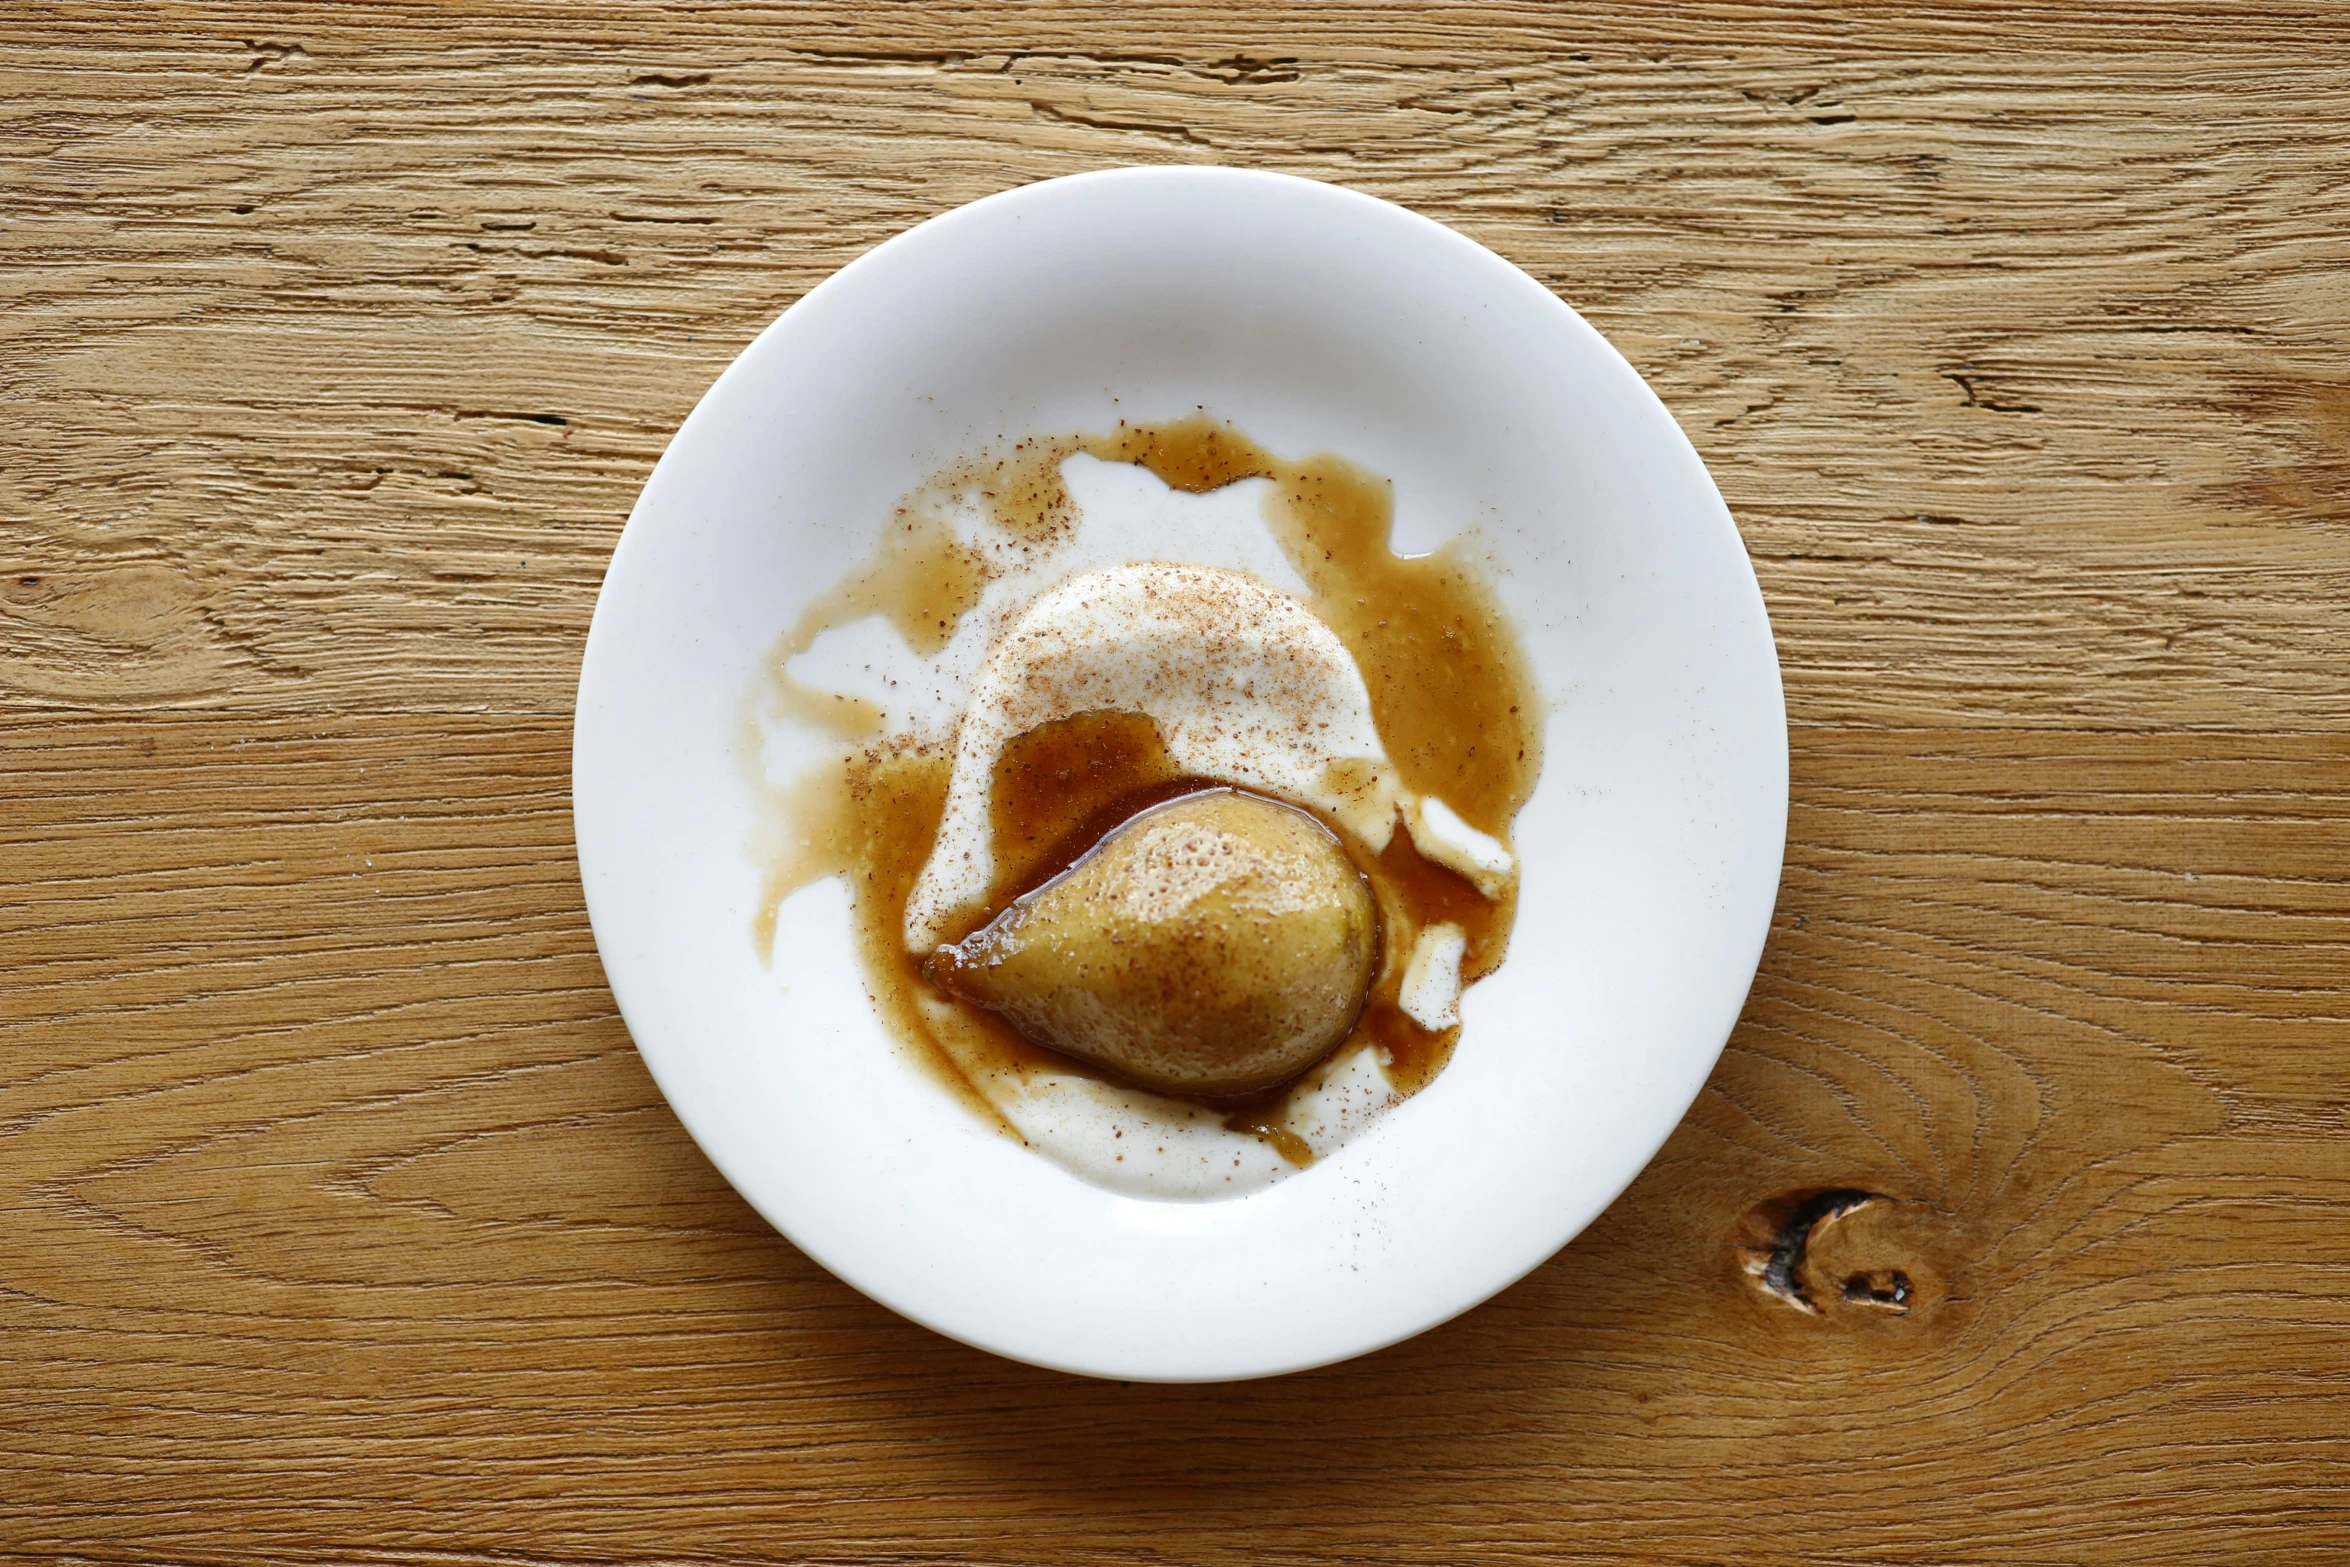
573, 167, 1785, 1382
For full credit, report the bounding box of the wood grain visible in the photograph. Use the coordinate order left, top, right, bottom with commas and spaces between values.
9, 3, 2350, 725
3, 3, 2347, 1563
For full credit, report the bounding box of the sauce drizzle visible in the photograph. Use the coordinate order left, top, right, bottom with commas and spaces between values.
748, 416, 1542, 1170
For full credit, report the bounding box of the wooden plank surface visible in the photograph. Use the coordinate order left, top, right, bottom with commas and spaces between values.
3, 3, 2346, 1562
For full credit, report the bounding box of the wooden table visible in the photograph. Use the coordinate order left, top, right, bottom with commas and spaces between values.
6, 4, 2347, 1560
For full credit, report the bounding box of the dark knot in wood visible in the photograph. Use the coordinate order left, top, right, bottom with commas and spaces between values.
1739, 1188, 1926, 1317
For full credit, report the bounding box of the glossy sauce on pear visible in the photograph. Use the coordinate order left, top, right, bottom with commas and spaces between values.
926, 789, 1379, 1099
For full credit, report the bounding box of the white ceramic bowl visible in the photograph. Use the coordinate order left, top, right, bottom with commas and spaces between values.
574, 167, 1785, 1381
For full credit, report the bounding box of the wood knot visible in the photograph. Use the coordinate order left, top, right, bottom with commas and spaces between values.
1738, 1188, 1955, 1321
0, 561, 268, 702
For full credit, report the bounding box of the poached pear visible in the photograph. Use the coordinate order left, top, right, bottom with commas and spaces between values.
925, 788, 1377, 1098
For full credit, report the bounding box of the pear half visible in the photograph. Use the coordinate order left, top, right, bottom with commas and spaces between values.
925, 788, 1378, 1098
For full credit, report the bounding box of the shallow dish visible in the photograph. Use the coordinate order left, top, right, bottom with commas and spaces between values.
573, 166, 1785, 1381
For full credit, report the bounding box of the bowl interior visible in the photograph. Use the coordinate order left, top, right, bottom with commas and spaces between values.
573, 167, 1786, 1381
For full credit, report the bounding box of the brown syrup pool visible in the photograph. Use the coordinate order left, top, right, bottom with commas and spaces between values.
749, 416, 1542, 1167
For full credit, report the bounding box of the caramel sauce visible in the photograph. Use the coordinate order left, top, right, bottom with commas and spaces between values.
983, 710, 1185, 908
770, 743, 1061, 1133
974, 438, 1082, 543
778, 507, 981, 665
1086, 417, 1542, 837
748, 416, 1543, 1166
